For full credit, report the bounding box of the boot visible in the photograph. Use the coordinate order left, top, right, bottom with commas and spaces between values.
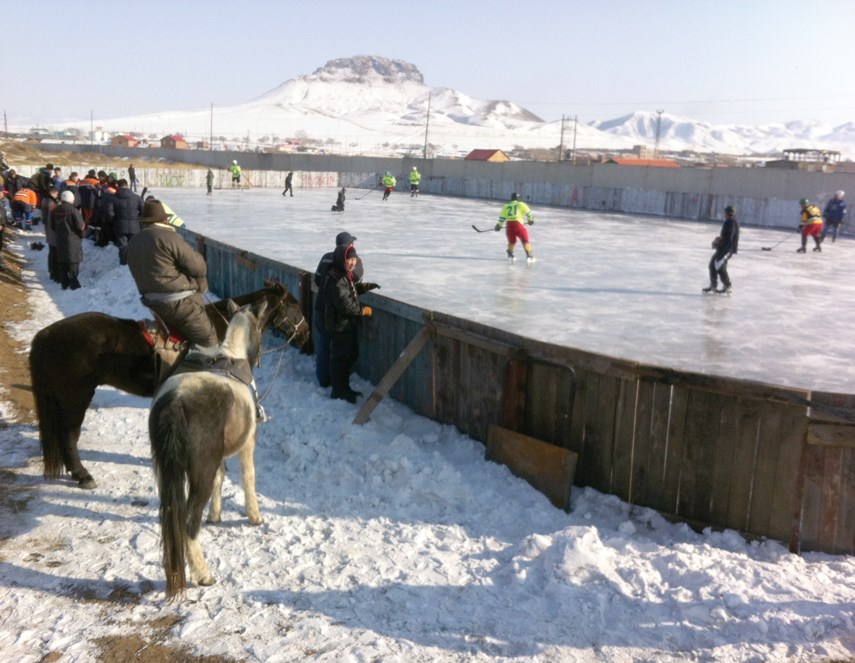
702, 283, 717, 293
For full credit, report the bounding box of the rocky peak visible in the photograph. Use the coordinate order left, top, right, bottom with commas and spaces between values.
310, 55, 424, 86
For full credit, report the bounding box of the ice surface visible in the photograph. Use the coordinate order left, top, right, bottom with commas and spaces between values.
161, 186, 855, 393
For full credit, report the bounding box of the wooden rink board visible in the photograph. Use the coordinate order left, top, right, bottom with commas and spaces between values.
486, 424, 578, 512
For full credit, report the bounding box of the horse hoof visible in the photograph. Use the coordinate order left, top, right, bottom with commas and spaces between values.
248, 516, 263, 526
78, 478, 98, 490
198, 576, 216, 587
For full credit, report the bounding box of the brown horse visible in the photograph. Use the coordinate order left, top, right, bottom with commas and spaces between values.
29, 280, 310, 489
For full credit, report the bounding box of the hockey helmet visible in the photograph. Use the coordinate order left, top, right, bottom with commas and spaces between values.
836, 190, 845, 198
799, 197, 810, 206
412, 166, 417, 170
511, 192, 519, 201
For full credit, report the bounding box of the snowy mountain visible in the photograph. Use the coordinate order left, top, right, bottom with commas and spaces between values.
35, 55, 855, 158
590, 111, 855, 157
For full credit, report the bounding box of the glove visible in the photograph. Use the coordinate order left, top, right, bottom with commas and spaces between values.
361, 306, 373, 317
711, 237, 721, 249
494, 223, 502, 232
527, 218, 535, 225
364, 282, 381, 291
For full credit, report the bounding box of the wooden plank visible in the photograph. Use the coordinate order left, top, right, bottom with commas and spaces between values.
708, 396, 740, 526
501, 356, 528, 431
352, 327, 430, 425
818, 447, 843, 551
638, 382, 673, 511
486, 424, 578, 512
766, 405, 807, 543
726, 406, 761, 533
807, 422, 855, 448
836, 447, 855, 554
662, 385, 689, 515
610, 378, 638, 502
593, 374, 618, 493
747, 404, 788, 537
628, 379, 656, 505
677, 389, 723, 522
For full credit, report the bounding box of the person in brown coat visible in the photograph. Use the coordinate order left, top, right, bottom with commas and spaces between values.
125, 199, 218, 346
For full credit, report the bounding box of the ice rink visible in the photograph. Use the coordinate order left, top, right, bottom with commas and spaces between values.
155, 186, 855, 394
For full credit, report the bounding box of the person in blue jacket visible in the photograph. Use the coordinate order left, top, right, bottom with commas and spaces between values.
822, 190, 847, 243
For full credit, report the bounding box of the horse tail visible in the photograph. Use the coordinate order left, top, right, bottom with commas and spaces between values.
29, 329, 65, 478
150, 390, 190, 599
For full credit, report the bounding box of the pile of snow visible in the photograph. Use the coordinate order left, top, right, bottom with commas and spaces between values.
1, 224, 854, 661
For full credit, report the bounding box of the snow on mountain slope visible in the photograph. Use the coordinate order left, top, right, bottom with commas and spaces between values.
35, 55, 854, 157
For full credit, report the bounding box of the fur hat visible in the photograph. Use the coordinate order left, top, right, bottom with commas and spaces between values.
140, 200, 168, 224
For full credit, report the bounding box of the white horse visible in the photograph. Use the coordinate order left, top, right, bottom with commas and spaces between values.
149, 299, 267, 599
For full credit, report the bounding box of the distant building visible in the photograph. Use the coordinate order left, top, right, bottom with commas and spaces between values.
111, 134, 139, 148
160, 134, 188, 149
606, 158, 680, 168
464, 149, 510, 163
764, 148, 841, 172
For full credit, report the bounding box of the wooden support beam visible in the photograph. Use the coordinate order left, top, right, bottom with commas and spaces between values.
352, 327, 431, 425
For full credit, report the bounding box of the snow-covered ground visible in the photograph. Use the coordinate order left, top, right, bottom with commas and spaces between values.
1, 201, 854, 662
168, 186, 855, 394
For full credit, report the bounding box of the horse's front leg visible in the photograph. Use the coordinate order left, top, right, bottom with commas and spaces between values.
186, 536, 215, 587
239, 439, 262, 525
207, 461, 226, 523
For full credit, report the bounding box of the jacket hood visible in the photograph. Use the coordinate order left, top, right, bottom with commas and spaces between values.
332, 243, 358, 273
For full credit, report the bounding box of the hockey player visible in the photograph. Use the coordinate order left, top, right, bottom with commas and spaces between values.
822, 190, 846, 243
229, 160, 241, 189
797, 198, 823, 253
381, 171, 396, 201
703, 205, 740, 295
408, 166, 421, 197
495, 193, 535, 262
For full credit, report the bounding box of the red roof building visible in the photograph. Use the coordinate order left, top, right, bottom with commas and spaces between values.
160, 134, 188, 149
464, 149, 510, 163
110, 134, 139, 148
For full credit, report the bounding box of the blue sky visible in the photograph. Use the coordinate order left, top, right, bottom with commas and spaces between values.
7, 0, 855, 128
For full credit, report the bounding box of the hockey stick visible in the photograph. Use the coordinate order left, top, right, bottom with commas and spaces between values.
356, 185, 380, 200
761, 232, 796, 251
471, 224, 494, 233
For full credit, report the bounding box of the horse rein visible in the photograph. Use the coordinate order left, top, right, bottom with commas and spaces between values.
201, 293, 307, 407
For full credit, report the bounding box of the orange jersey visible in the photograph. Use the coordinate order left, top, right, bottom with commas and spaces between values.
13, 188, 38, 206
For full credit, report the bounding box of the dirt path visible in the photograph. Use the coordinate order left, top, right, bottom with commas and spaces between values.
0, 226, 36, 423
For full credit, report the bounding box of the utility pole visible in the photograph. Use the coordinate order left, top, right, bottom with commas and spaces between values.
90, 110, 94, 146
209, 103, 214, 151
3, 110, 7, 136
654, 109, 664, 159
558, 115, 566, 162
572, 115, 578, 164
422, 92, 432, 160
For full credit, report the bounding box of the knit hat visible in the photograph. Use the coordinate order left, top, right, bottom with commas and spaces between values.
140, 200, 168, 224
60, 191, 75, 203
336, 231, 357, 245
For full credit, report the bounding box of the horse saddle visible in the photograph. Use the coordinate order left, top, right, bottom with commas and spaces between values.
137, 320, 188, 384
172, 352, 267, 422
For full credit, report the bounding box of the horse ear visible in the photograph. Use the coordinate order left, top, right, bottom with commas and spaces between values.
226, 299, 239, 316
254, 300, 268, 322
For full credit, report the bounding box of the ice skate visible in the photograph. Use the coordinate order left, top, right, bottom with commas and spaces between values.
796, 247, 806, 253
813, 246, 822, 252
526, 254, 536, 264
716, 285, 732, 295
507, 251, 515, 262
702, 283, 717, 294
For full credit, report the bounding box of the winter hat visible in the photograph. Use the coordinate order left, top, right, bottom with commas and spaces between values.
140, 200, 168, 224
336, 231, 357, 246
60, 191, 75, 203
